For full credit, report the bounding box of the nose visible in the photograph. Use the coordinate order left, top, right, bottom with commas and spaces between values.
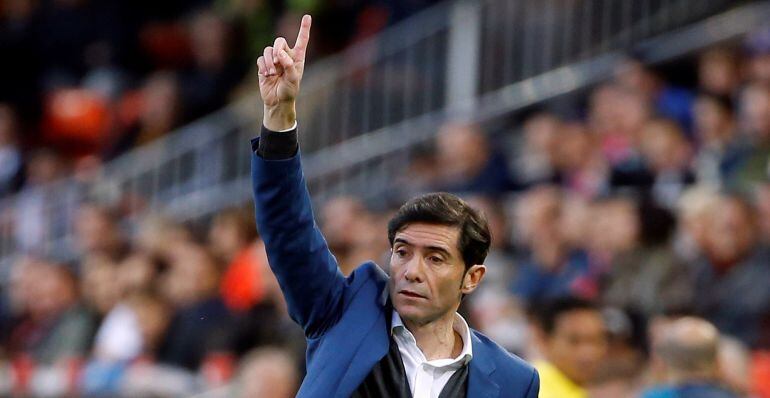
403, 257, 425, 283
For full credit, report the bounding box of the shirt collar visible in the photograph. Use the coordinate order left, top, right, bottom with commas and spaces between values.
391, 309, 473, 365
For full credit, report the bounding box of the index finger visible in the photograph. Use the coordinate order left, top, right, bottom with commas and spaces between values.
292, 14, 312, 60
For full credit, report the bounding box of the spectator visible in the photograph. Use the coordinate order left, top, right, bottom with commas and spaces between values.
179, 9, 248, 122
532, 297, 608, 398
614, 57, 695, 132
635, 119, 696, 208
73, 203, 127, 261
158, 241, 231, 370
6, 258, 96, 365
601, 198, 694, 316
693, 194, 770, 347
105, 71, 182, 159
733, 82, 770, 191
432, 121, 513, 194
691, 92, 746, 186
553, 122, 608, 198
516, 112, 562, 185
319, 196, 371, 275
13, 148, 78, 252
511, 186, 591, 303
698, 48, 741, 97
642, 317, 739, 398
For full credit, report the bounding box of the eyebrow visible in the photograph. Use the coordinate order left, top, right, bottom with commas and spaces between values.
393, 238, 453, 258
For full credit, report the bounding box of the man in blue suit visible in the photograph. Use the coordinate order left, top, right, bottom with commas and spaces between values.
251, 15, 539, 397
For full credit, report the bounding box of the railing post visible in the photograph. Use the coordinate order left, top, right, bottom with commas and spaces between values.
445, 0, 482, 111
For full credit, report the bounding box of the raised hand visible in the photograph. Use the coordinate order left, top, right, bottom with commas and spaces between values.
258, 14, 311, 131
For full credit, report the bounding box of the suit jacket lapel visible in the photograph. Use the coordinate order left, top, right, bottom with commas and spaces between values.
468, 333, 499, 398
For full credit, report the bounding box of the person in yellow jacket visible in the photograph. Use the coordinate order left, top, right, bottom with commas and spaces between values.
531, 298, 608, 398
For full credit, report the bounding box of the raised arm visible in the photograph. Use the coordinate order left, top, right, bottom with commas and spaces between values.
252, 15, 346, 337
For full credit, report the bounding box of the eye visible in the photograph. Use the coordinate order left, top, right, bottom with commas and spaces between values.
394, 248, 408, 258
428, 255, 444, 264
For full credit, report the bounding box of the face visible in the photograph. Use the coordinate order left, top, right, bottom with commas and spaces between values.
388, 223, 485, 326
705, 198, 756, 265
545, 309, 608, 386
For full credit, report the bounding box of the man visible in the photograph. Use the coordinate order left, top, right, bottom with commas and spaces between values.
250, 14, 538, 398
532, 297, 608, 398
642, 317, 738, 398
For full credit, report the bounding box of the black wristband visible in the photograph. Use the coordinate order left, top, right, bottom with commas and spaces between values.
256, 125, 299, 160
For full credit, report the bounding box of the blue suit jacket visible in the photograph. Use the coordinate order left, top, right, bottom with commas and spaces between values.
251, 143, 539, 397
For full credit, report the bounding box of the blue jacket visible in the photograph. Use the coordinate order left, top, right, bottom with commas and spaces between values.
251, 143, 539, 397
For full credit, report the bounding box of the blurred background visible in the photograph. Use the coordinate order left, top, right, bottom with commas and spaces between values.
0, 0, 769, 396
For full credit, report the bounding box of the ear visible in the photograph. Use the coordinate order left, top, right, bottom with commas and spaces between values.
460, 264, 486, 295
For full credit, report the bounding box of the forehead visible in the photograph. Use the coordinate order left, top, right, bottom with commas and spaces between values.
393, 223, 460, 252
553, 309, 606, 335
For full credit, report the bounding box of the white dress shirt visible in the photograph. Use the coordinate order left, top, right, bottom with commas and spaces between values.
391, 310, 473, 398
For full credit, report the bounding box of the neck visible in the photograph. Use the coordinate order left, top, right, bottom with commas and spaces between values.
402, 311, 463, 361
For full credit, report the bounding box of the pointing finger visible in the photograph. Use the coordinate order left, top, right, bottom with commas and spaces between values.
293, 14, 312, 61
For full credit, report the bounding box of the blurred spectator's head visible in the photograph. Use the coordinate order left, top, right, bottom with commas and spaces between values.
26, 260, 79, 321
140, 71, 180, 133
703, 194, 758, 268
436, 122, 490, 180
26, 148, 64, 185
80, 254, 120, 315
591, 83, 651, 139
533, 297, 608, 386
745, 27, 770, 83
639, 119, 691, 173
0, 103, 19, 146
162, 242, 221, 307
320, 196, 367, 256
126, 293, 171, 354
9, 256, 43, 314
515, 185, 562, 247
74, 203, 125, 259
693, 92, 735, 146
614, 57, 660, 99
135, 215, 192, 258
587, 197, 639, 256
523, 112, 561, 165
189, 10, 231, 71
698, 48, 740, 96
739, 82, 770, 141
677, 185, 720, 255
653, 317, 720, 383
117, 252, 159, 296
209, 207, 257, 262
554, 122, 596, 172
236, 347, 299, 398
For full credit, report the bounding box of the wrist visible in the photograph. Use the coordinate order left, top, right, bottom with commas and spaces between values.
263, 103, 297, 131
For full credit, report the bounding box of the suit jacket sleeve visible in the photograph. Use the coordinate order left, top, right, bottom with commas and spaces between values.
525, 369, 540, 398
251, 130, 347, 338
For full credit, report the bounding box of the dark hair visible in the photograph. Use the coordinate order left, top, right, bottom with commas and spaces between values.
531, 297, 601, 335
387, 192, 491, 269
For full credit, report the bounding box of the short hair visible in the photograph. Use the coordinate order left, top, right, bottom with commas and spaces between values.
532, 297, 601, 335
387, 192, 491, 269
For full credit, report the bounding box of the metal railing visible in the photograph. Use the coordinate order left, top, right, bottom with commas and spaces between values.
0, 0, 763, 267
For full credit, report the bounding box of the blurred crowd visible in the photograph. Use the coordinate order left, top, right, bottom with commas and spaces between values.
2, 1, 770, 397
0, 0, 440, 198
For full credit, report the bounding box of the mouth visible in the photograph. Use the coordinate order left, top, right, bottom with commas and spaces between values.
398, 290, 427, 299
